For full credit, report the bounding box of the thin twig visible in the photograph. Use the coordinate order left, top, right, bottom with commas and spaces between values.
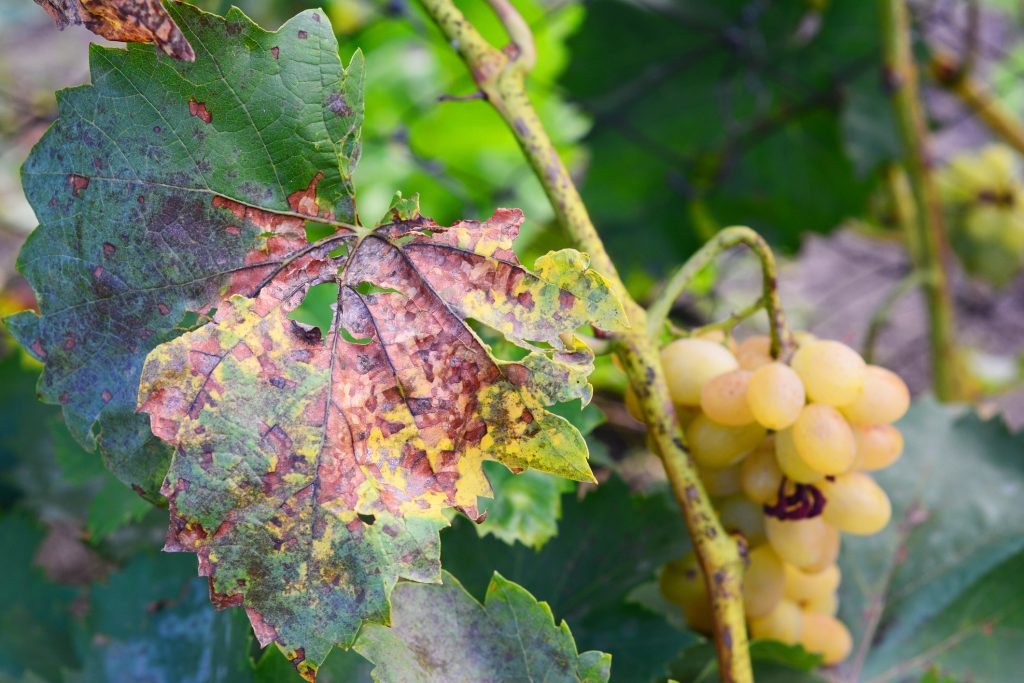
437, 91, 487, 103
416, 0, 753, 679
863, 270, 924, 363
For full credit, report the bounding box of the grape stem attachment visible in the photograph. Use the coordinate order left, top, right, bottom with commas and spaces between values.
417, 0, 753, 679
646, 226, 792, 359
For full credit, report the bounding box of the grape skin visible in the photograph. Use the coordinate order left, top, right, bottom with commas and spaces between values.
791, 340, 866, 407
746, 362, 805, 430
661, 338, 739, 406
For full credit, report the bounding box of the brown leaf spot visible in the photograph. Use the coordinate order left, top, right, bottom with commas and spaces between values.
325, 92, 351, 117
188, 97, 213, 124
67, 174, 89, 196
271, 46, 280, 59
93, 266, 104, 279
101, 389, 113, 403
31, 339, 46, 359
287, 172, 324, 217
102, 242, 117, 256
153, 125, 162, 133
64, 333, 77, 350
158, 303, 170, 315
297, 30, 308, 39
59, 392, 69, 404
225, 225, 241, 235
981, 621, 995, 636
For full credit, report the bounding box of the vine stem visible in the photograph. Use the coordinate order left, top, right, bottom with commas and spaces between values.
416, 0, 752, 679
646, 226, 792, 358
880, 0, 962, 400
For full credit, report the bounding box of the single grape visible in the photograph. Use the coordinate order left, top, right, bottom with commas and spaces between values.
803, 523, 841, 573
765, 515, 831, 569
749, 598, 802, 644
661, 338, 739, 406
791, 404, 856, 475
803, 591, 838, 616
840, 365, 910, 425
746, 362, 806, 430
740, 440, 784, 504
659, 553, 713, 634
852, 424, 904, 471
821, 472, 892, 535
783, 563, 841, 603
701, 369, 755, 426
736, 335, 772, 370
791, 340, 866, 407
775, 428, 825, 483
799, 613, 852, 665
699, 464, 742, 497
686, 414, 766, 469
717, 495, 766, 546
742, 545, 785, 618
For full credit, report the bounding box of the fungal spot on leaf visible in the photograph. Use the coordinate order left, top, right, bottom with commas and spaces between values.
297, 30, 308, 39
102, 242, 116, 256
271, 46, 279, 59
102, 389, 113, 403
188, 98, 212, 123
324, 92, 351, 117
67, 174, 89, 196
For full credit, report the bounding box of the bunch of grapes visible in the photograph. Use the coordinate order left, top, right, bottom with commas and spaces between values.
937, 143, 1024, 287
650, 333, 909, 665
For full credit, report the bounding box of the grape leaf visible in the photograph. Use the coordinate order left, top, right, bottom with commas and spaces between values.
835, 397, 1024, 682
7, 3, 625, 678
34, 0, 194, 61
442, 477, 697, 682
355, 571, 611, 683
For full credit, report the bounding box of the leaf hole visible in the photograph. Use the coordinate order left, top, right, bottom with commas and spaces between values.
288, 282, 339, 343
357, 513, 376, 526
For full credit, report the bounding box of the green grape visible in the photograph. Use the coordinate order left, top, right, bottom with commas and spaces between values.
774, 428, 824, 484
749, 598, 802, 644
717, 495, 766, 546
740, 440, 783, 504
840, 365, 910, 425
661, 338, 739, 406
700, 369, 755, 426
765, 515, 831, 569
698, 464, 742, 497
821, 472, 891, 535
799, 612, 852, 665
783, 563, 840, 603
736, 335, 772, 370
746, 362, 806, 430
659, 553, 713, 634
742, 544, 785, 618
852, 424, 903, 471
686, 414, 766, 469
791, 404, 856, 475
791, 340, 866, 407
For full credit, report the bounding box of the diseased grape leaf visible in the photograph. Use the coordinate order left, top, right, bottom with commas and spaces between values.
354, 571, 611, 683
7, 3, 363, 498
34, 0, 195, 61
835, 397, 1024, 683
6, 4, 625, 679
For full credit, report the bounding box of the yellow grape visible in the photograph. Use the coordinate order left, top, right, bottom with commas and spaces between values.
736, 335, 772, 370
742, 545, 785, 618
686, 414, 766, 469
791, 404, 856, 475
749, 599, 802, 644
821, 472, 891, 535
699, 464, 742, 497
765, 516, 831, 569
791, 339, 866, 407
803, 523, 841, 573
746, 362, 806, 430
740, 441, 783, 504
840, 365, 910, 425
783, 563, 841, 603
775, 428, 825, 484
661, 338, 739, 406
659, 554, 713, 634
804, 591, 838, 616
799, 613, 852, 665
700, 369, 755, 426
852, 424, 904, 471
717, 495, 766, 546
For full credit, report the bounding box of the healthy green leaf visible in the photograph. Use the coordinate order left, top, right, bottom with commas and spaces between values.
836, 397, 1024, 682
355, 571, 610, 683
441, 477, 697, 682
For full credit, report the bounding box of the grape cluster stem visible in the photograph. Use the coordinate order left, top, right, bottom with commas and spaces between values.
417, 0, 759, 679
